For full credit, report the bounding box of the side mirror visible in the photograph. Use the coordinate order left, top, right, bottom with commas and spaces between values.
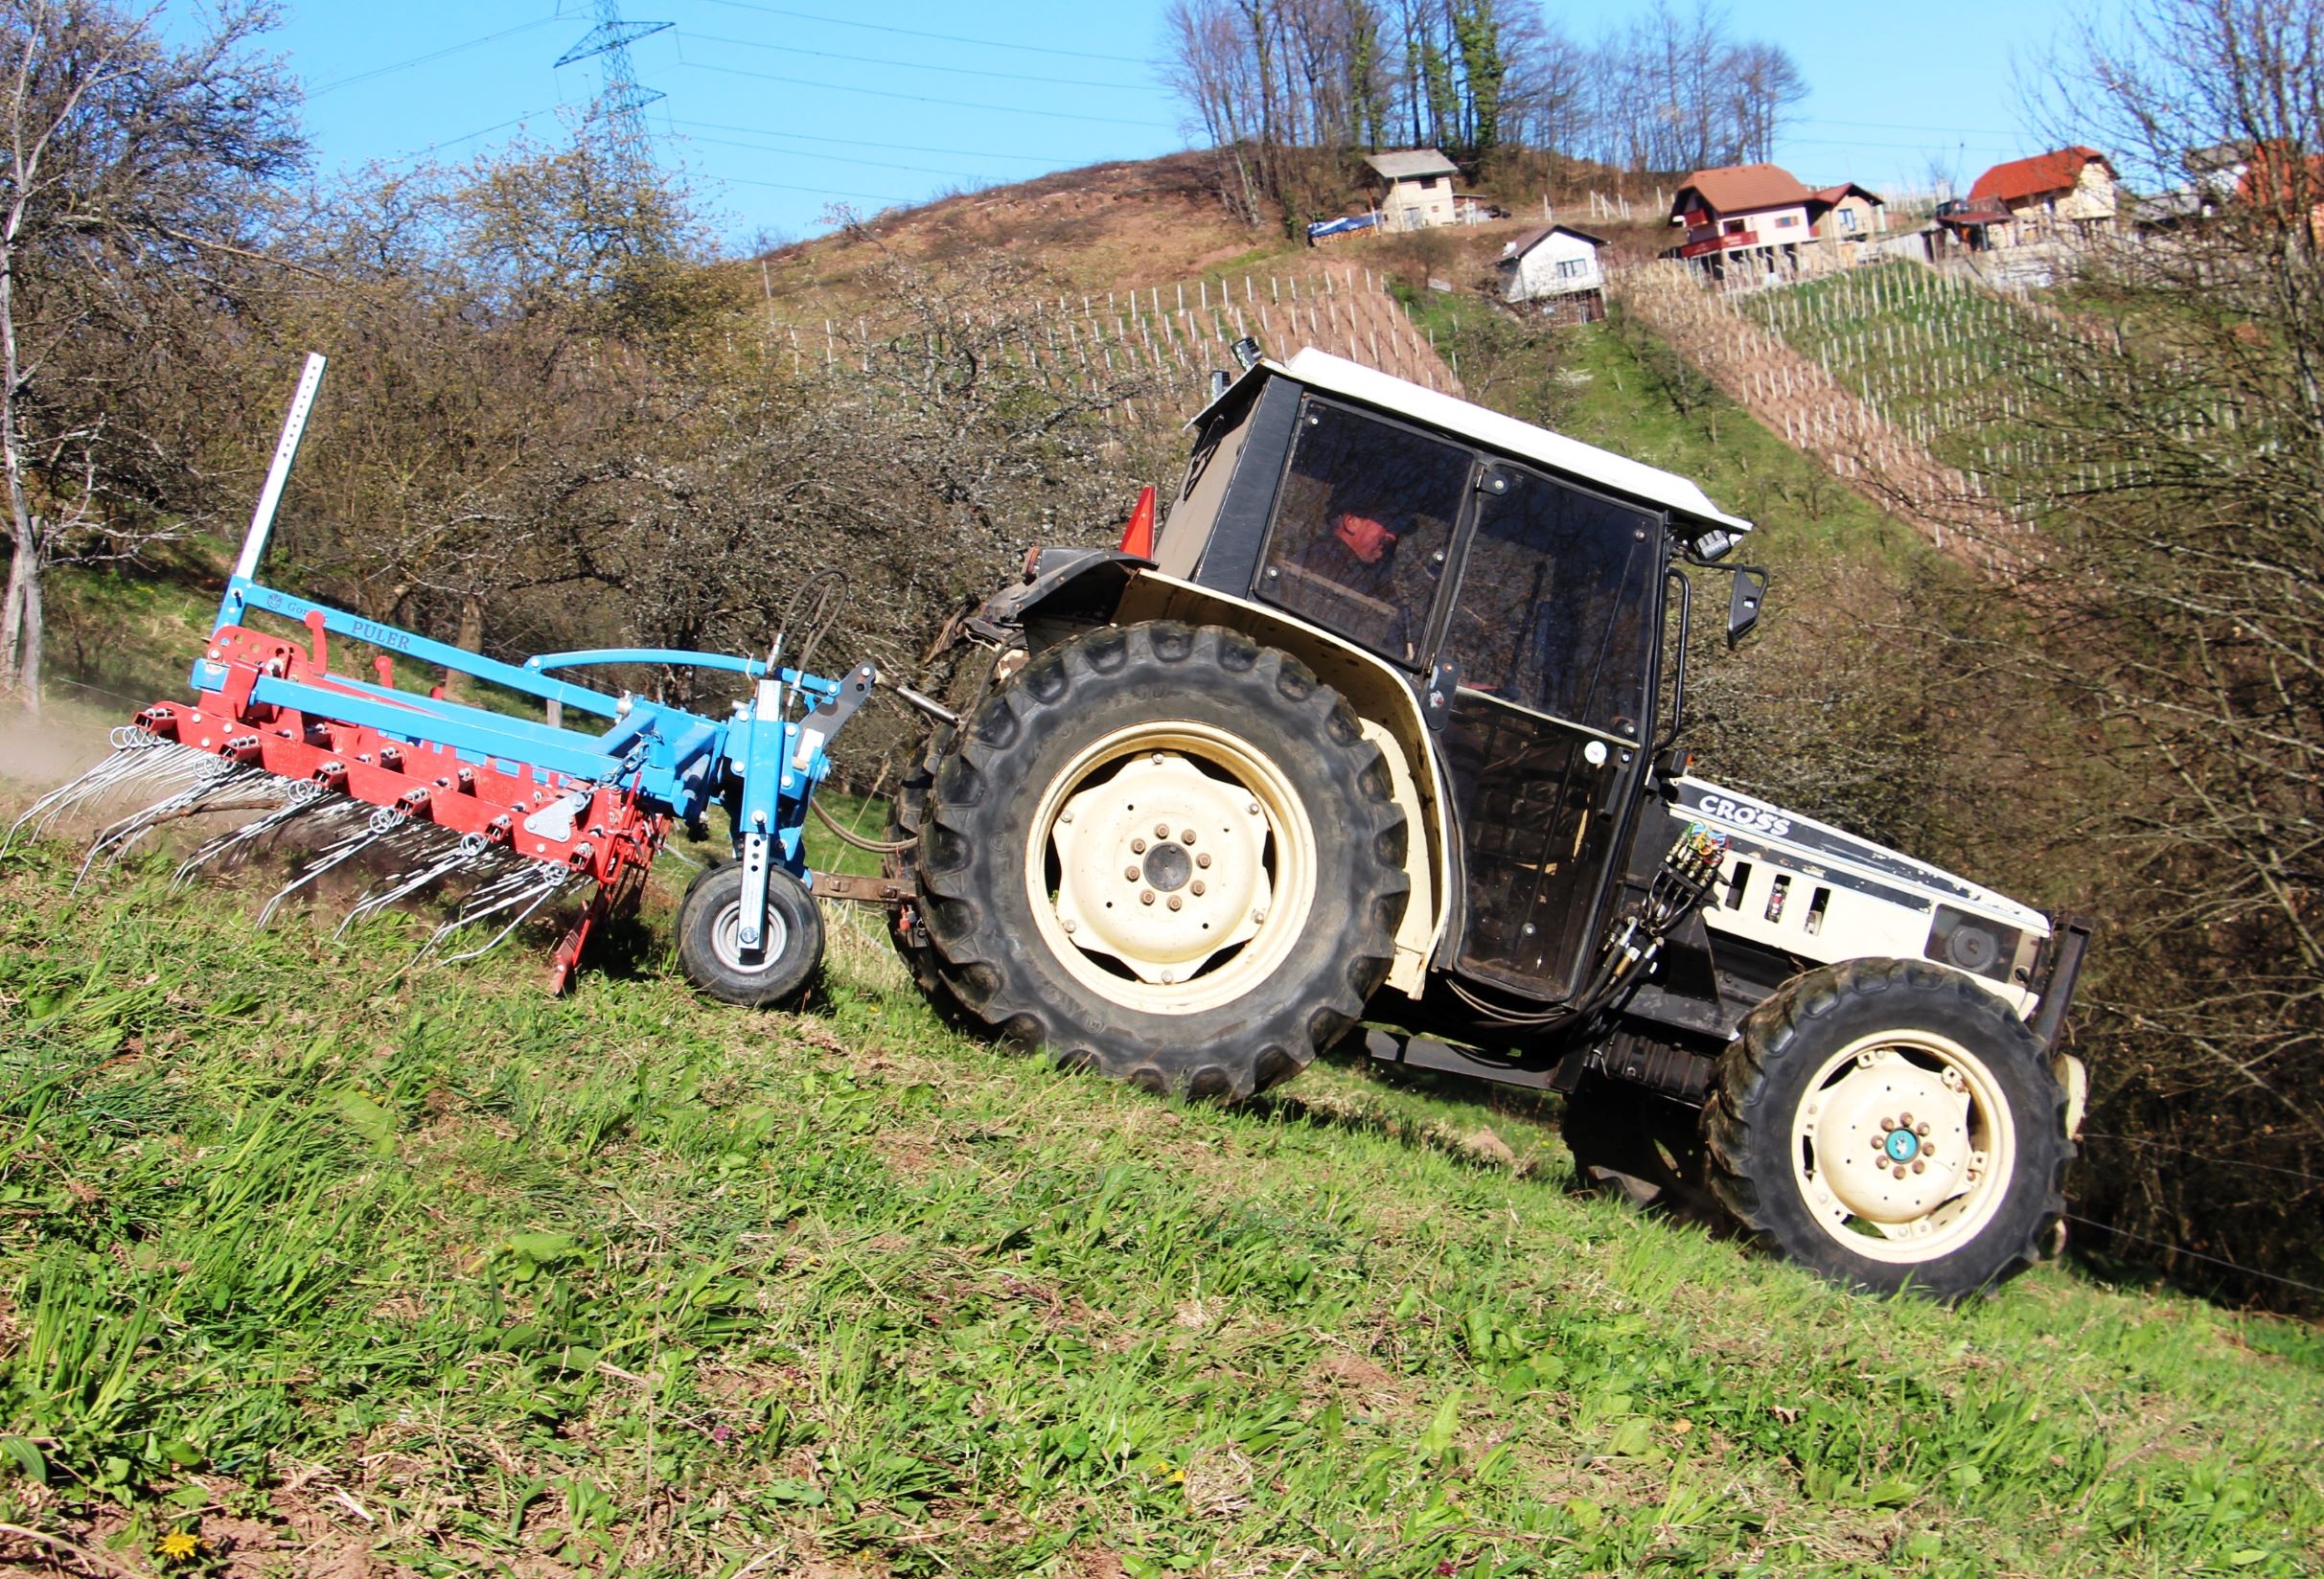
1727, 567, 1767, 649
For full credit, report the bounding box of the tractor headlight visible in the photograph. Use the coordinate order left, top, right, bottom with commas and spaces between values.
1926, 904, 2021, 983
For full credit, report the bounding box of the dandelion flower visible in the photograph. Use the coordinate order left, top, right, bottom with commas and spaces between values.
158, 1528, 201, 1562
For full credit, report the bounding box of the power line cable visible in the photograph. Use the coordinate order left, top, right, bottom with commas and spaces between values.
688, 0, 1159, 65
716, 172, 925, 204
2064, 1213, 2324, 1299
664, 115, 1058, 165
676, 129, 996, 182
2078, 1132, 2321, 1184
672, 57, 1174, 129
307, 15, 566, 97
682, 28, 1157, 92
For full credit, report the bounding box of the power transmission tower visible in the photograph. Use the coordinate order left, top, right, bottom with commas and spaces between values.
555, 0, 671, 187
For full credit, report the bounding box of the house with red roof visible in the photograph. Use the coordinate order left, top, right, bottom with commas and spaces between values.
1668, 164, 1820, 270
1667, 165, 1892, 275
1942, 147, 2118, 249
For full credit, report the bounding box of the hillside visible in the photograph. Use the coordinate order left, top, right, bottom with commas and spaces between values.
0, 834, 2318, 1577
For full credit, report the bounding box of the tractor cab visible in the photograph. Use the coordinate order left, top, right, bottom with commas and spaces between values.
1139, 350, 1760, 1005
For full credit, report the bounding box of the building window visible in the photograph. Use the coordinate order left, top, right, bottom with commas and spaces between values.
1723, 217, 1745, 234
1774, 214, 1800, 228
1838, 207, 1858, 232
1554, 256, 1592, 279
1419, 175, 1438, 189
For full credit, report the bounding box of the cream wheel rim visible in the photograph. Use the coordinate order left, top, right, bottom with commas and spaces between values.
1789, 1029, 2015, 1264
1025, 721, 1317, 1016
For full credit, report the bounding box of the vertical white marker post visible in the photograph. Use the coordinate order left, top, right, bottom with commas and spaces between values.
236, 352, 327, 585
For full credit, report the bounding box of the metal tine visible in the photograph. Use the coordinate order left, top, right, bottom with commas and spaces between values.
75, 760, 277, 886
428, 866, 582, 969
333, 825, 485, 937
255, 803, 386, 926
420, 852, 564, 954
171, 781, 330, 888
6, 733, 214, 853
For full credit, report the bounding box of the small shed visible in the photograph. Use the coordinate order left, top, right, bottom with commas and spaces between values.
1365, 149, 1461, 231
1809, 183, 1887, 242
1497, 225, 1608, 316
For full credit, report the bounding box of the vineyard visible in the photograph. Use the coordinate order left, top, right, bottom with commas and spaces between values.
770, 261, 1461, 423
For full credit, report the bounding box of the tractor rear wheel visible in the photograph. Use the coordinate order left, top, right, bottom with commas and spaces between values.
1704, 958, 2069, 1300
915, 620, 1409, 1099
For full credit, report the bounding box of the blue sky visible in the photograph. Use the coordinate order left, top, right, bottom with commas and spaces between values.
248, 0, 2075, 247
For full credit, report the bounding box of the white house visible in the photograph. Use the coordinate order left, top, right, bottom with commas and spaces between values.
1497, 224, 1608, 316
1364, 149, 1461, 231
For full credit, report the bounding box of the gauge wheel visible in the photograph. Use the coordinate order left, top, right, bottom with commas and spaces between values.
1705, 957, 2070, 1300
677, 859, 824, 1008
915, 620, 1409, 1099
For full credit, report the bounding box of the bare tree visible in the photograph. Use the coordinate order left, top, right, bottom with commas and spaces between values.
1969, 0, 2324, 1302
0, 0, 302, 710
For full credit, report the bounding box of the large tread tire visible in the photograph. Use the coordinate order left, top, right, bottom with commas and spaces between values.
1704, 957, 2070, 1301
886, 723, 972, 1025
1561, 1081, 1721, 1227
677, 860, 824, 1008
916, 620, 1409, 1099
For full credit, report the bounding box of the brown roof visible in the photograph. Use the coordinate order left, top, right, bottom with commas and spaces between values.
1968, 147, 2111, 204
1501, 223, 1608, 259
1364, 149, 1460, 181
1810, 182, 1884, 206
1672, 163, 1816, 218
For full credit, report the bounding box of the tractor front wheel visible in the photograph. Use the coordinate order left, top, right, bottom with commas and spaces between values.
1704, 958, 2069, 1300
677, 860, 824, 1008
915, 621, 1409, 1099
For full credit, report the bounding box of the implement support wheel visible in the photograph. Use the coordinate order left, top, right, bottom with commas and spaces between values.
678, 860, 824, 1008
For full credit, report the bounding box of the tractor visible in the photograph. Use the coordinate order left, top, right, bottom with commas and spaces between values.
877, 345, 2092, 1300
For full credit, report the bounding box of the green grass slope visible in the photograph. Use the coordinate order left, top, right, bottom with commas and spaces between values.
0, 839, 2318, 1578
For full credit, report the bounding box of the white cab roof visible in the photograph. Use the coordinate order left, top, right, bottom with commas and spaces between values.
1199, 348, 1752, 536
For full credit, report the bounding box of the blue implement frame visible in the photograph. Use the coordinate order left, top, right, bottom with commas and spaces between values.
196, 351, 879, 967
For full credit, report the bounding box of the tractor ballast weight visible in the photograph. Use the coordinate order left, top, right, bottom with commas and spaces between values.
899, 347, 2095, 1300
13, 354, 875, 1002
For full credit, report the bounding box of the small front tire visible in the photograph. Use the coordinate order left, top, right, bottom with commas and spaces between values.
1705, 958, 2069, 1300
677, 860, 824, 1008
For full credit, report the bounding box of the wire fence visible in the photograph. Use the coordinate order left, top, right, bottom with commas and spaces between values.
2064, 1213, 2324, 1301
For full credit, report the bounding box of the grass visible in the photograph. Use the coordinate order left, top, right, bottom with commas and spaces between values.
0, 823, 2319, 1578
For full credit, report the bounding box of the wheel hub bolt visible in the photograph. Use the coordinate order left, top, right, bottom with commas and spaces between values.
1912, 1159, 1926, 1174
1869, 1134, 1886, 1151
1062, 919, 1077, 934
1167, 894, 1183, 910
1132, 836, 1147, 854
1247, 800, 1261, 815
1892, 1164, 1908, 1179
1196, 852, 1212, 869
1181, 828, 1196, 844
1155, 822, 1170, 838
1060, 811, 1073, 823
1899, 1111, 1915, 1126
1879, 1116, 1898, 1132
1140, 890, 1156, 905
1191, 880, 1206, 896
1914, 1121, 1930, 1137
1124, 865, 1139, 881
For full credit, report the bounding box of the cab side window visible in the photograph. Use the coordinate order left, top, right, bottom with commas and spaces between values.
1445, 468, 1660, 735
1259, 400, 1472, 668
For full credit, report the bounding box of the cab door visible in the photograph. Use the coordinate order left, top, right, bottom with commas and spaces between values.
1436, 464, 1665, 1000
